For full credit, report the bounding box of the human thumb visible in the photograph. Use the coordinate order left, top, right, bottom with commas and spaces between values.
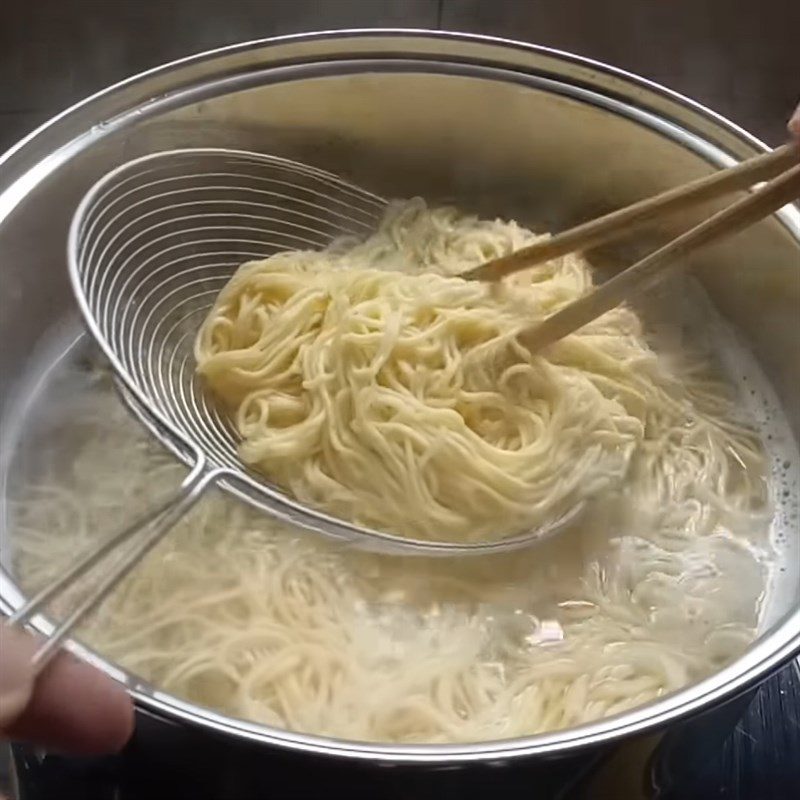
0, 624, 37, 730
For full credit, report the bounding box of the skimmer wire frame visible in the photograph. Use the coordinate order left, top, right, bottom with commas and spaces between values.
67, 148, 582, 558
10, 148, 584, 670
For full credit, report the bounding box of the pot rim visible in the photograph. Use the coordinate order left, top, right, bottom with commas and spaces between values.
1, 28, 798, 763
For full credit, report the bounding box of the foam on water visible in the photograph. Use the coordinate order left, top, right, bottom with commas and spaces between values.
642, 275, 800, 631
708, 308, 800, 629
0, 283, 796, 742
3, 264, 799, 635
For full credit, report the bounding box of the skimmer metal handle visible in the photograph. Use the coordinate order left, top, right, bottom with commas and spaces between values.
6, 462, 218, 673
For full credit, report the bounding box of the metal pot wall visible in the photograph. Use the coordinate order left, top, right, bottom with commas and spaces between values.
1, 30, 798, 787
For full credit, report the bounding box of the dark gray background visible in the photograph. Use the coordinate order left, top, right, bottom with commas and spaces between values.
0, 1, 798, 797
0, 0, 798, 153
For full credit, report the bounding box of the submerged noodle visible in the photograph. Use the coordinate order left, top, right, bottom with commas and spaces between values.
10, 201, 773, 743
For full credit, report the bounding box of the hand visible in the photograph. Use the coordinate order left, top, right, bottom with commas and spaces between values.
0, 624, 133, 755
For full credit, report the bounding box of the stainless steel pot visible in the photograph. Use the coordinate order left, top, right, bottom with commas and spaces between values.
1, 30, 798, 769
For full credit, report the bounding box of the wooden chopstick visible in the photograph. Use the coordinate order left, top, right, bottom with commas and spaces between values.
517, 161, 800, 352
461, 143, 799, 283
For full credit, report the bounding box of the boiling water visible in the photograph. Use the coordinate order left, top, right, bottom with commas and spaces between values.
0, 291, 798, 741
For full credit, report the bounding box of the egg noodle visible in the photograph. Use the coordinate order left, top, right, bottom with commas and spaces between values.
11, 200, 771, 742
195, 200, 763, 544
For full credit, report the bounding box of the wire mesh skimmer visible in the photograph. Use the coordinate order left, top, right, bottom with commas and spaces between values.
7, 149, 581, 668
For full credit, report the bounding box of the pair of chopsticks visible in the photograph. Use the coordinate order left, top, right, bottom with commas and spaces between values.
461, 143, 800, 350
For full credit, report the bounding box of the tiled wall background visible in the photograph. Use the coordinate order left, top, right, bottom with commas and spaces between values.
0, 0, 798, 152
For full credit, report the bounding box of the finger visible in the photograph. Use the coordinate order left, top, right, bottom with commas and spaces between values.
789, 102, 800, 139
1, 629, 134, 755
0, 625, 37, 727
